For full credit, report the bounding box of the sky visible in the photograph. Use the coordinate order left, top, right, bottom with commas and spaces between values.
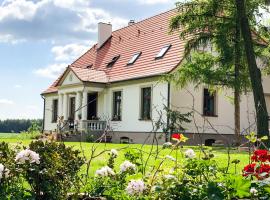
0, 0, 177, 120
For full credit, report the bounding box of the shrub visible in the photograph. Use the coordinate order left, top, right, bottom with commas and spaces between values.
24, 141, 84, 200
0, 142, 28, 199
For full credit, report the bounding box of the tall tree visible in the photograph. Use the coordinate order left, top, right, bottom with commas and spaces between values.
235, 0, 269, 144
169, 0, 270, 144
169, 0, 250, 145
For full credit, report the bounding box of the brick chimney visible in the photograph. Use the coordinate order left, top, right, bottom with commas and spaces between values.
98, 22, 112, 48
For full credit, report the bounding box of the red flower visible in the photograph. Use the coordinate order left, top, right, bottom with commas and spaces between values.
243, 163, 256, 176
172, 133, 182, 140
243, 163, 270, 179
257, 164, 270, 179
251, 149, 269, 162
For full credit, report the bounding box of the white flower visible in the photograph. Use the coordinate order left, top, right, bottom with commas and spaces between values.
120, 161, 136, 173
4, 169, 10, 178
110, 149, 118, 157
15, 149, 40, 164
185, 149, 196, 159
95, 166, 115, 177
0, 164, 4, 179
193, 189, 198, 193
165, 155, 176, 161
218, 183, 223, 187
0, 164, 10, 180
163, 142, 172, 148
164, 174, 176, 180
250, 187, 258, 195
126, 179, 145, 196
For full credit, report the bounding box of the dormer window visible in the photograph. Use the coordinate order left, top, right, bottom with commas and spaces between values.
107, 55, 120, 67
127, 52, 141, 65
86, 64, 93, 69
155, 45, 171, 59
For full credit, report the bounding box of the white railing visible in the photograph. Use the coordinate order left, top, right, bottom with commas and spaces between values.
81, 120, 106, 131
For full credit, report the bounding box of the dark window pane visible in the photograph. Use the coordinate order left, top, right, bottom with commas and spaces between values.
203, 89, 216, 116
52, 99, 58, 123
113, 91, 122, 120
141, 87, 151, 120
69, 97, 75, 120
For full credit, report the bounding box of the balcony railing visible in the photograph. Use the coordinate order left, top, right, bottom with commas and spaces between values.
81, 120, 106, 131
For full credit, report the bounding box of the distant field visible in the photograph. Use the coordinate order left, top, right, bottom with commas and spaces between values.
0, 133, 249, 175
0, 132, 39, 142
0, 133, 19, 138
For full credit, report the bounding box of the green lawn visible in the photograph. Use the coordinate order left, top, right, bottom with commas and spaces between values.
0, 133, 249, 175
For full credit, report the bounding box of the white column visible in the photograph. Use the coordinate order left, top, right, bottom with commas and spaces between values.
63, 93, 68, 120
58, 94, 63, 119
75, 92, 81, 120
82, 91, 88, 120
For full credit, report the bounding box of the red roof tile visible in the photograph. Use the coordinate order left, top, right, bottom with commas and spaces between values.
70, 66, 108, 83
42, 9, 187, 94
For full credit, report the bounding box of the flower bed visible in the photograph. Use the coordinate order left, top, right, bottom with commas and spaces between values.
0, 132, 270, 199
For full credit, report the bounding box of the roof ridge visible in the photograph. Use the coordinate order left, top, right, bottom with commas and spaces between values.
112, 8, 176, 34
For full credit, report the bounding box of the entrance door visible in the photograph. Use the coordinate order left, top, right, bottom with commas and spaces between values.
87, 93, 98, 120
69, 97, 76, 120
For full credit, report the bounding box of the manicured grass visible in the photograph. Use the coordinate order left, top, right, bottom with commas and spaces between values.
0, 134, 249, 175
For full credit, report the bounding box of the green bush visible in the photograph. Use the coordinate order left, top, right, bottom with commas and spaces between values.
25, 141, 85, 200
0, 142, 29, 199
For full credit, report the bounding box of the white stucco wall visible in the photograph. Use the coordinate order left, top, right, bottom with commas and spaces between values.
170, 84, 257, 135
43, 93, 58, 132
100, 78, 168, 132
61, 71, 81, 85
43, 77, 168, 133
169, 72, 270, 136
43, 74, 270, 136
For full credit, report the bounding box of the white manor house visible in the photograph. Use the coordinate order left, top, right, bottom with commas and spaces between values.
41, 9, 270, 145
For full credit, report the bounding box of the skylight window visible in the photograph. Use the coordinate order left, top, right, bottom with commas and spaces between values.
155, 45, 171, 59
127, 52, 141, 65
107, 55, 120, 67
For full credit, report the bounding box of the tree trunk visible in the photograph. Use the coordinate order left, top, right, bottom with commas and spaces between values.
234, 8, 241, 146
235, 0, 269, 145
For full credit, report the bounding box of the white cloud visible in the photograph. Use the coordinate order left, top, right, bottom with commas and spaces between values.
76, 8, 128, 33
0, 99, 14, 105
51, 43, 91, 61
14, 84, 22, 88
34, 63, 67, 79
0, 0, 128, 43
0, 0, 37, 21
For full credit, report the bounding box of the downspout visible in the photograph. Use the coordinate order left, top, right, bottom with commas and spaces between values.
41, 95, 45, 133
166, 82, 171, 142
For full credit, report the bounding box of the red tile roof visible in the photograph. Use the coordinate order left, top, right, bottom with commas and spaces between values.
70, 66, 108, 83
42, 9, 188, 94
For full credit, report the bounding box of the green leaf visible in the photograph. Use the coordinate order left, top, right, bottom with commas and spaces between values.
230, 176, 251, 198
261, 136, 268, 141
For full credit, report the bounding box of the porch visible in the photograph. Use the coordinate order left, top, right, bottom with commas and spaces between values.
57, 85, 106, 133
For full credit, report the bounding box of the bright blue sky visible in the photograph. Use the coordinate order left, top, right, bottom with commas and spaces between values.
0, 0, 176, 119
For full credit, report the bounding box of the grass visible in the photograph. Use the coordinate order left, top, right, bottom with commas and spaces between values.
0, 133, 249, 175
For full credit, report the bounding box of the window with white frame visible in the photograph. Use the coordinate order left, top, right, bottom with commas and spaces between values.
52, 99, 58, 123
112, 91, 122, 121
140, 87, 152, 120
203, 88, 216, 116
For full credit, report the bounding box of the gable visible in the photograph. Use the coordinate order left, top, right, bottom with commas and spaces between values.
61, 70, 81, 86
